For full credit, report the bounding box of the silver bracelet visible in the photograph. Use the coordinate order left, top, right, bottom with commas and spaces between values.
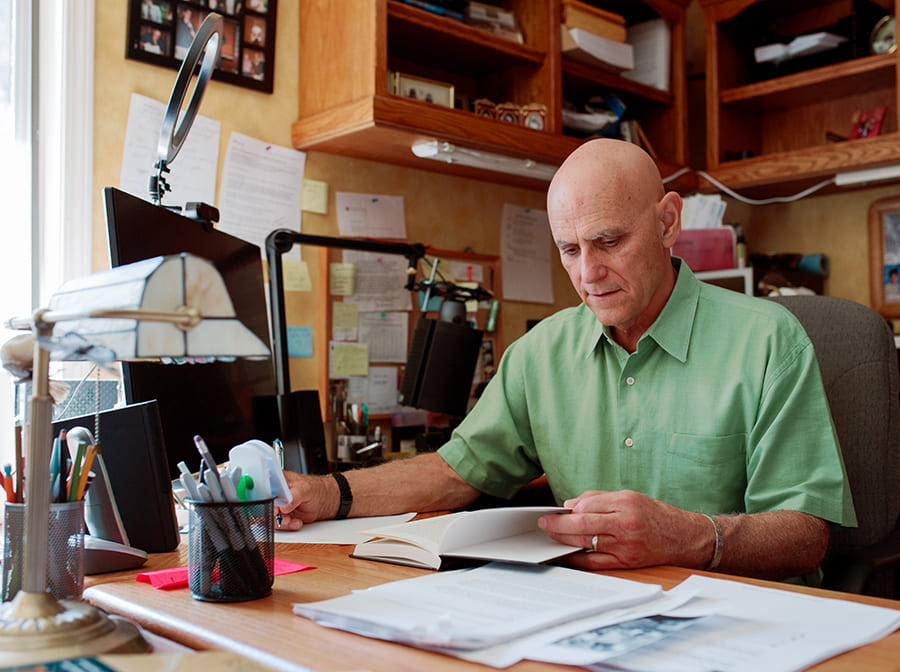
703, 513, 724, 571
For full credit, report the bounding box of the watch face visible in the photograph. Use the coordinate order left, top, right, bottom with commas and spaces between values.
871, 16, 896, 55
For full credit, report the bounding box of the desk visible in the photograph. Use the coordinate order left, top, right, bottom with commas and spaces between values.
84, 541, 900, 672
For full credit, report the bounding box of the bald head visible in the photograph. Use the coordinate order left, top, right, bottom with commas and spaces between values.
546, 139, 682, 351
548, 139, 664, 220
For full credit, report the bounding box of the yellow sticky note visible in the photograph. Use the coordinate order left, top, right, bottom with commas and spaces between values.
332, 301, 359, 341
283, 260, 312, 292
330, 263, 356, 296
330, 342, 369, 377
458, 281, 480, 314
301, 179, 328, 214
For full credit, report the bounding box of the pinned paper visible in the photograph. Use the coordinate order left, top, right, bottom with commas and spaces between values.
330, 342, 369, 377
283, 259, 312, 292
287, 326, 314, 358
458, 282, 481, 314
332, 301, 359, 341
335, 192, 406, 238
330, 262, 356, 296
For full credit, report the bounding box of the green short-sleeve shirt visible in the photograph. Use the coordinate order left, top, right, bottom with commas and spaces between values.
439, 260, 857, 526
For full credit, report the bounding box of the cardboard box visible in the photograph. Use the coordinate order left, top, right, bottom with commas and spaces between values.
561, 0, 626, 43
672, 228, 736, 272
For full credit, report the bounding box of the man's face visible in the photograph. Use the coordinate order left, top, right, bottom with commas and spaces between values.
550, 195, 671, 334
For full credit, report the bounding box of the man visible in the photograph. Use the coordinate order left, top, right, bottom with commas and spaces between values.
279, 139, 856, 581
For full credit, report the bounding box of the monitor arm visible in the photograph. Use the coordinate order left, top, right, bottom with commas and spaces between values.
265, 228, 426, 396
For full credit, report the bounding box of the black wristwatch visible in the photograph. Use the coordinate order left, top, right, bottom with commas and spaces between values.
332, 472, 353, 520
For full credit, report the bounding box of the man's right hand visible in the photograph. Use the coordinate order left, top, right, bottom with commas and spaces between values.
275, 471, 340, 530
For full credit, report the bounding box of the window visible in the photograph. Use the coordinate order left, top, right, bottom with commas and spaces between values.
0, 1, 95, 467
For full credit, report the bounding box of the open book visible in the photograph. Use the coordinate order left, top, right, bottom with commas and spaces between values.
351, 506, 575, 570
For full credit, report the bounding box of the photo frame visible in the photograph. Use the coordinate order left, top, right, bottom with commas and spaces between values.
868, 195, 900, 319
127, 0, 276, 94
393, 73, 454, 108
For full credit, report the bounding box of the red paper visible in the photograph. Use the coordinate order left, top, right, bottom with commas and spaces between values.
136, 558, 314, 590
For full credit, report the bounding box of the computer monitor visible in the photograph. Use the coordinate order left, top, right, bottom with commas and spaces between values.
104, 187, 280, 478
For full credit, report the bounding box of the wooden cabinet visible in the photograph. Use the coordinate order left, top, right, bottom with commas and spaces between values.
701, 0, 900, 196
294, 0, 692, 190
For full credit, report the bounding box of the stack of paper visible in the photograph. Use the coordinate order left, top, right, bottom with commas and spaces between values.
292, 563, 900, 670
622, 18, 671, 91
561, 26, 634, 73
754, 32, 847, 64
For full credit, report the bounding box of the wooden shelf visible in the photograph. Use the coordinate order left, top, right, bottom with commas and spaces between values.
701, 0, 900, 195
294, 0, 692, 190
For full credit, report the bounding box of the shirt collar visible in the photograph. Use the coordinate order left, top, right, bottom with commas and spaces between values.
583, 257, 700, 362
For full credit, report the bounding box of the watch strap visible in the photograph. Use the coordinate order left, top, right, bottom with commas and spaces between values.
332, 472, 352, 520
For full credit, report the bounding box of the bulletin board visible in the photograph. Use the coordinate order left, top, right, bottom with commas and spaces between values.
322, 245, 503, 423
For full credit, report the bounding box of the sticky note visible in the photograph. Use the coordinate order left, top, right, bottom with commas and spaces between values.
283, 259, 312, 292
287, 326, 314, 358
330, 262, 356, 295
332, 301, 359, 341
330, 342, 369, 377
301, 178, 328, 214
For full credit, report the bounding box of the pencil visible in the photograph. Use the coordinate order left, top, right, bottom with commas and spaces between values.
67, 441, 86, 502
74, 444, 97, 501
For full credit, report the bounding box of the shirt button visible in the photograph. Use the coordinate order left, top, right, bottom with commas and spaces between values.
626, 377, 635, 385
624, 437, 634, 447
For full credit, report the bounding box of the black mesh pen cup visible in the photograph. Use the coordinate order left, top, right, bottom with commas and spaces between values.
187, 498, 274, 602
2, 500, 85, 602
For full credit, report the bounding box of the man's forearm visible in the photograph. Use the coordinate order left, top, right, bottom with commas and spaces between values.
714, 510, 829, 580
331, 452, 482, 518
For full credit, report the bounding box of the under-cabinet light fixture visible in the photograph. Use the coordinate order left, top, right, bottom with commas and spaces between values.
834, 164, 900, 187
411, 141, 559, 181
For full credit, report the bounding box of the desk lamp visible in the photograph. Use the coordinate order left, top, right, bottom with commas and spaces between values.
0, 253, 270, 666
0, 11, 258, 665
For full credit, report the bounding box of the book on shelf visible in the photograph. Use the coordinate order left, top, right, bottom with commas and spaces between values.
561, 26, 634, 74
351, 506, 575, 570
620, 119, 658, 159
561, 0, 626, 43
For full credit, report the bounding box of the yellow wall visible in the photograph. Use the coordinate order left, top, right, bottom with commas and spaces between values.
92, 3, 577, 394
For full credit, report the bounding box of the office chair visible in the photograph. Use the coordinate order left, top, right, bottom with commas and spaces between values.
769, 295, 900, 598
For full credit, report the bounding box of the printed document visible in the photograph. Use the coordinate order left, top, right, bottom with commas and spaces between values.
292, 562, 661, 650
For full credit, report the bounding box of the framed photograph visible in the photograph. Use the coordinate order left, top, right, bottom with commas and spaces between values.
394, 73, 454, 108
868, 195, 900, 318
126, 0, 277, 93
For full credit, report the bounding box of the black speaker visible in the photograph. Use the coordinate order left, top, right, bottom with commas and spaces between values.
399, 317, 483, 417
274, 390, 330, 474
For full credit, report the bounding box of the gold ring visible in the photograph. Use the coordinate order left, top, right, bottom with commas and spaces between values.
591, 535, 599, 552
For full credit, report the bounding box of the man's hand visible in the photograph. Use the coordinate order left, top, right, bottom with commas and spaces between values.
275, 471, 339, 530
538, 490, 711, 570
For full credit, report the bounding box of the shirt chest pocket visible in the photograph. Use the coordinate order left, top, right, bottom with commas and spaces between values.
659, 433, 747, 513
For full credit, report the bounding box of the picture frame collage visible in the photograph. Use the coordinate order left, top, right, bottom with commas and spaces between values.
128, 0, 277, 93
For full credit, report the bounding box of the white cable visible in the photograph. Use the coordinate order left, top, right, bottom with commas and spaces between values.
696, 170, 836, 205
661, 166, 692, 185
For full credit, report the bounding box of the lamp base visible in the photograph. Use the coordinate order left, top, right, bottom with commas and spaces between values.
0, 590, 150, 666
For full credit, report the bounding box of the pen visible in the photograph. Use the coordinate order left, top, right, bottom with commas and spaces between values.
67, 441, 86, 502
2, 465, 13, 503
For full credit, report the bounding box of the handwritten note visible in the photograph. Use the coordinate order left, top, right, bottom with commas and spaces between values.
287, 326, 314, 358
330, 342, 369, 377
501, 204, 554, 304
332, 301, 359, 341
329, 263, 356, 296
283, 259, 312, 292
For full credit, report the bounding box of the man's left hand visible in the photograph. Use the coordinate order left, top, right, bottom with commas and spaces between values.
538, 489, 712, 570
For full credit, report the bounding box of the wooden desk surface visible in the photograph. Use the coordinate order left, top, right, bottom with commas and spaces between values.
84, 540, 900, 672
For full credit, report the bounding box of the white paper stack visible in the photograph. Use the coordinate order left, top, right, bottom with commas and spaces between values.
561, 26, 634, 73
754, 32, 847, 64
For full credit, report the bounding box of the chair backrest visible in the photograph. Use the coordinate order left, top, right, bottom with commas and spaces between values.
768, 295, 900, 594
